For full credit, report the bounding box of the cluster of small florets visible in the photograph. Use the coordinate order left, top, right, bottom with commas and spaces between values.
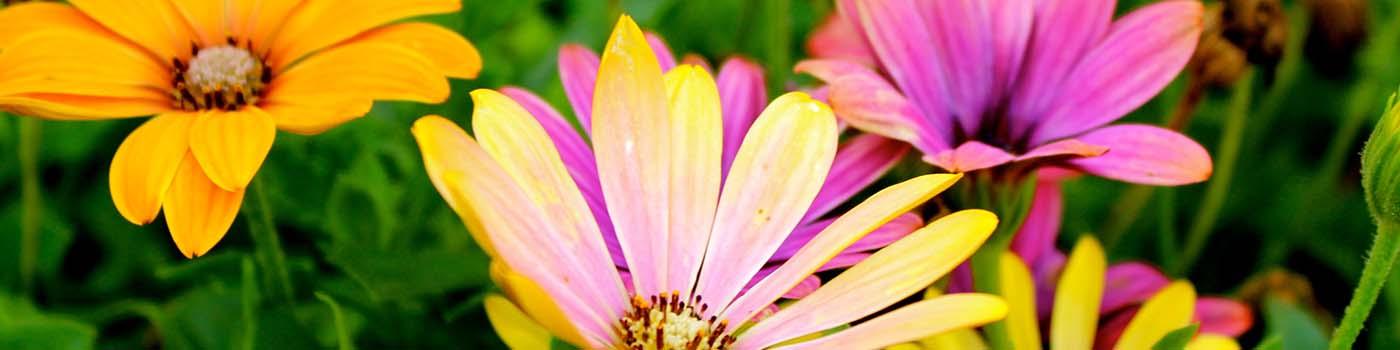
616, 292, 736, 350
170, 38, 270, 111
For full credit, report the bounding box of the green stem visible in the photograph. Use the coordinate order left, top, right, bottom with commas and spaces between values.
245, 178, 294, 303
1318, 81, 1379, 186
1174, 69, 1255, 275
971, 246, 1012, 350
18, 116, 41, 296
1099, 185, 1154, 250
1155, 188, 1179, 269
1330, 221, 1400, 350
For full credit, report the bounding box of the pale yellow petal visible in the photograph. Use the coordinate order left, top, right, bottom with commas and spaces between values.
484, 294, 552, 350
1114, 281, 1197, 350
410, 115, 495, 256
776, 294, 1008, 350
1001, 253, 1042, 350
109, 113, 195, 225
163, 152, 245, 258
343, 22, 482, 79
1051, 236, 1107, 350
661, 65, 723, 293
917, 288, 991, 350
1184, 334, 1241, 350
189, 107, 277, 191
738, 209, 999, 349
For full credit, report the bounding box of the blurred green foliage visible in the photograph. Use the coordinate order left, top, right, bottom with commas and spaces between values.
1, 0, 1399, 348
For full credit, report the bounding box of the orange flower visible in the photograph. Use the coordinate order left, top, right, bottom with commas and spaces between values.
0, 1, 481, 258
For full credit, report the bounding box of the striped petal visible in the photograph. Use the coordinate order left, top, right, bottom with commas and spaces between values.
1001, 253, 1043, 350
1008, 0, 1116, 132
1051, 236, 1107, 350
736, 209, 997, 349
0, 29, 170, 104
796, 59, 950, 153
1114, 281, 1197, 350
1101, 262, 1171, 314
266, 0, 460, 69
483, 294, 553, 350
716, 57, 768, 177
775, 294, 1008, 350
163, 152, 245, 259
227, 0, 302, 55
344, 22, 482, 79
259, 96, 372, 135
188, 107, 276, 191
109, 113, 195, 225
694, 92, 837, 311
660, 65, 724, 292
925, 141, 1015, 173
169, 0, 226, 48
851, 0, 952, 134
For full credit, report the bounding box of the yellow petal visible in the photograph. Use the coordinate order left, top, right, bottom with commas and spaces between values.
168, 0, 226, 48
266, 0, 460, 68
227, 0, 301, 55
470, 89, 627, 317
163, 152, 245, 258
1184, 334, 1241, 350
916, 288, 991, 350
887, 343, 924, 350
490, 262, 589, 348
661, 65, 724, 292
410, 115, 496, 256
0, 29, 170, 98
776, 294, 1008, 350
1001, 252, 1043, 350
483, 294, 552, 350
344, 22, 482, 79
109, 113, 195, 225
68, 0, 196, 60
739, 209, 999, 349
0, 94, 170, 121
588, 14, 672, 296
267, 42, 448, 105
1114, 281, 1197, 350
1051, 236, 1107, 350
189, 108, 277, 191
0, 2, 108, 49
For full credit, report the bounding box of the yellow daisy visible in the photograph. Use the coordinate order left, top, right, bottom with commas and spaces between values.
0, 0, 480, 258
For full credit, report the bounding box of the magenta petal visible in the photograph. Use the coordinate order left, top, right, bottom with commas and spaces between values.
851, 0, 955, 134
558, 44, 601, 134
987, 0, 1034, 96
644, 31, 678, 72
500, 87, 625, 267
797, 59, 950, 153
1018, 138, 1109, 161
717, 57, 769, 177
924, 141, 1015, 173
806, 12, 877, 67
945, 262, 974, 294
1195, 297, 1254, 337
768, 212, 919, 262
1100, 262, 1171, 314
1008, 0, 1116, 133
681, 54, 712, 72
1033, 250, 1066, 320
803, 134, 910, 222
1031, 1, 1204, 143
923, 0, 996, 135
1011, 180, 1063, 265
1094, 307, 1139, 350
1067, 124, 1213, 186
782, 276, 822, 299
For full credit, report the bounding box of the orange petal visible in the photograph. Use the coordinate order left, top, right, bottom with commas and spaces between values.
266, 0, 460, 68
189, 107, 277, 191
68, 0, 196, 60
260, 97, 373, 135
0, 2, 108, 49
344, 22, 481, 79
0, 94, 170, 121
267, 42, 448, 105
0, 29, 170, 96
169, 0, 227, 48
109, 113, 196, 225
226, 0, 302, 55
163, 152, 246, 258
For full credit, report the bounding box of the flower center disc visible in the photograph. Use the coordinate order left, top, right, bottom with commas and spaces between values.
617, 292, 734, 350
172, 43, 270, 111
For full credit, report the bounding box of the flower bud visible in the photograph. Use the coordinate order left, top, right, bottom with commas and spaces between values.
1191, 4, 1250, 89
1304, 0, 1369, 78
1222, 0, 1288, 69
1363, 93, 1400, 225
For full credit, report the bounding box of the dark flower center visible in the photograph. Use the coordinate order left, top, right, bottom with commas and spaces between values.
171, 38, 270, 111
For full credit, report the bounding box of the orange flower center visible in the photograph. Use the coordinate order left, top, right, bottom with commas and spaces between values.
616, 292, 734, 350
171, 39, 270, 111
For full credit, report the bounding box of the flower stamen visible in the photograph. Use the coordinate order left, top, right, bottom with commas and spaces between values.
171, 39, 268, 111
617, 291, 735, 350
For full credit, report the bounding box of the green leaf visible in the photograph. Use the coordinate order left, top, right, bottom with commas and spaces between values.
327, 245, 489, 301
1262, 297, 1328, 350
1152, 324, 1199, 350
0, 319, 96, 350
315, 292, 355, 350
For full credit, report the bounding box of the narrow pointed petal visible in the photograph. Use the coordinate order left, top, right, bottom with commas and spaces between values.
1195, 297, 1253, 337
346, 22, 483, 79
1010, 180, 1063, 265
1032, 1, 1205, 143
805, 12, 876, 67
736, 209, 997, 349
1185, 334, 1242, 350
0, 2, 107, 49
1008, 0, 1116, 130
775, 294, 1008, 350
695, 92, 837, 309
470, 90, 627, 320
266, 0, 461, 69
163, 153, 245, 259
1101, 262, 1171, 314
644, 32, 677, 71
1051, 236, 1107, 350
410, 115, 617, 345
499, 87, 621, 266
723, 174, 961, 327
796, 59, 949, 152
660, 65, 724, 292
852, 0, 953, 133
483, 294, 553, 350
1066, 124, 1213, 186
490, 262, 590, 348
925, 141, 1015, 173
803, 134, 910, 222
591, 16, 673, 295
109, 114, 195, 225
1002, 253, 1043, 350
189, 108, 277, 191
1114, 281, 1197, 350
68, 0, 196, 60
558, 44, 601, 132
717, 58, 768, 176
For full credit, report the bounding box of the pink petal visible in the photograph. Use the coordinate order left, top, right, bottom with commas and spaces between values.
716, 57, 768, 177
803, 134, 910, 222
1018, 138, 1109, 161
644, 31, 677, 71
1033, 249, 1066, 320
1008, 0, 1116, 134
850, 0, 955, 135
1094, 307, 1139, 350
1031, 1, 1204, 143
1195, 297, 1254, 337
797, 59, 951, 154
1011, 180, 1063, 266
923, 0, 994, 135
1066, 124, 1213, 186
1100, 262, 1171, 314
782, 276, 822, 299
681, 53, 712, 71
500, 87, 623, 267
805, 12, 877, 67
924, 141, 1016, 173
557, 44, 600, 134
987, 0, 1034, 97
946, 262, 974, 293
770, 212, 922, 262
